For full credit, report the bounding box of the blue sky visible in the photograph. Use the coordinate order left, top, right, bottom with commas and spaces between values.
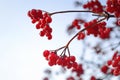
0, 0, 81, 80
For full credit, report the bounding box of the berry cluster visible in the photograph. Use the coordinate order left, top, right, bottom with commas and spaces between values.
72, 64, 84, 76
100, 51, 120, 76
27, 9, 52, 40
84, 19, 111, 39
83, 0, 103, 13
67, 19, 85, 31
72, 19, 81, 29
107, 51, 120, 76
106, 0, 120, 18
71, 19, 86, 40
43, 50, 84, 76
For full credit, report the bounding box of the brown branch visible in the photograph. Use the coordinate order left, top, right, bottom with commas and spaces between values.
49, 10, 92, 16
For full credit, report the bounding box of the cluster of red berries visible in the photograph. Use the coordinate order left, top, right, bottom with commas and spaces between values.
84, 19, 111, 39
83, 0, 103, 13
107, 51, 120, 76
72, 19, 81, 30
27, 9, 52, 40
67, 19, 85, 32
100, 51, 120, 76
43, 50, 84, 76
106, 0, 120, 18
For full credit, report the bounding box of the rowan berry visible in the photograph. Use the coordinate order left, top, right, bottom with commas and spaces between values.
67, 76, 75, 80
43, 50, 50, 57
90, 76, 96, 80
101, 65, 109, 74
113, 68, 120, 76
107, 60, 112, 66
45, 16, 52, 23
77, 32, 85, 40
70, 56, 76, 62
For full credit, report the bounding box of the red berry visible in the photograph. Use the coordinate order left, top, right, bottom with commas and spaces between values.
90, 76, 96, 80
101, 65, 109, 74
46, 16, 52, 23
107, 60, 112, 66
70, 56, 76, 62
72, 19, 78, 26
113, 68, 120, 76
43, 50, 50, 57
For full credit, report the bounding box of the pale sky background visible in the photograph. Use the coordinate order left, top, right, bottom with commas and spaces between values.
1, 0, 114, 80
0, 0, 83, 80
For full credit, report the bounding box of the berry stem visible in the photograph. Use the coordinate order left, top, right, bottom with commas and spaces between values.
50, 10, 115, 19
49, 10, 92, 16
55, 46, 66, 52
67, 47, 70, 57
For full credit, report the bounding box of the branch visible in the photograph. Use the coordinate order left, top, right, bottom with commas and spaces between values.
49, 10, 92, 16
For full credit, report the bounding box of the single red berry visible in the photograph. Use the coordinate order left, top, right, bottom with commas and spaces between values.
37, 10, 43, 18
31, 9, 37, 15
46, 16, 52, 23
112, 59, 119, 67
113, 68, 120, 76
67, 76, 75, 80
72, 62, 78, 68
70, 56, 76, 62
47, 34, 52, 40
101, 65, 109, 74
43, 50, 50, 57
107, 60, 112, 66
40, 31, 45, 37
90, 76, 96, 80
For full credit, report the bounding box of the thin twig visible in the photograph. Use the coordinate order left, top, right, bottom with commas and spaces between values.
49, 10, 92, 16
